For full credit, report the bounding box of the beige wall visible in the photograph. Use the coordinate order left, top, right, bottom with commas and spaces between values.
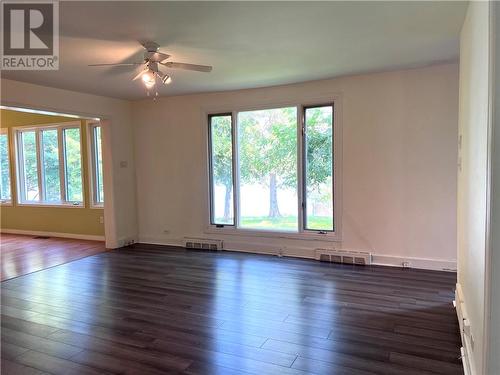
132, 63, 459, 268
1, 79, 137, 248
0, 109, 104, 237
457, 1, 493, 374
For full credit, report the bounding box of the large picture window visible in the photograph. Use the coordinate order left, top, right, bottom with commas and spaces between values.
238, 107, 298, 231
208, 102, 338, 236
15, 122, 84, 206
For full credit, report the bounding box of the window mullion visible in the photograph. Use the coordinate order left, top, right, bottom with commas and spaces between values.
232, 111, 240, 229
297, 106, 305, 233
58, 127, 67, 203
35, 130, 43, 202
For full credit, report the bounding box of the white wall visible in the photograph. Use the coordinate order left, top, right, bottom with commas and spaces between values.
487, 2, 499, 374
132, 63, 459, 269
456, 1, 494, 374
0, 79, 138, 248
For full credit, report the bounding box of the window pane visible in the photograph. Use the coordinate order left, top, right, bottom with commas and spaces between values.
0, 133, 11, 201
209, 115, 234, 225
21, 131, 39, 201
63, 128, 83, 202
304, 105, 334, 231
238, 107, 297, 231
41, 129, 61, 201
94, 126, 104, 203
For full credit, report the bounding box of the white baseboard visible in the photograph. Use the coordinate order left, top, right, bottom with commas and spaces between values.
137, 236, 182, 248
372, 254, 457, 271
1, 228, 105, 242
137, 236, 456, 271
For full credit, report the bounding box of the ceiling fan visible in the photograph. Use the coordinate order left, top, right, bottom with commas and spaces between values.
88, 41, 212, 94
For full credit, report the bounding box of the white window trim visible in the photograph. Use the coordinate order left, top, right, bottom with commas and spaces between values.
203, 94, 343, 242
13, 121, 85, 208
0, 128, 13, 205
86, 121, 104, 209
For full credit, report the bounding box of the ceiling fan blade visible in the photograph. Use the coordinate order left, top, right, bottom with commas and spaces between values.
161, 62, 212, 72
145, 51, 170, 62
88, 62, 144, 67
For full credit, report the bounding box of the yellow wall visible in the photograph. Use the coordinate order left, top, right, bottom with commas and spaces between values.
0, 109, 104, 236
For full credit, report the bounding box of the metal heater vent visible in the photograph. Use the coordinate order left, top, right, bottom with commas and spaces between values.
315, 249, 372, 265
183, 238, 223, 251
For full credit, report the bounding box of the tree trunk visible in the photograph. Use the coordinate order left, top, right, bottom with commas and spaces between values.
268, 173, 281, 218
223, 184, 232, 221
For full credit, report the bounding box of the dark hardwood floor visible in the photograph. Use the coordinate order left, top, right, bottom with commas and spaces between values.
1, 234, 107, 281
1, 243, 463, 374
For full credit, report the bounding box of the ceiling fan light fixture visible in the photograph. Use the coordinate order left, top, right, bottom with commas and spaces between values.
162, 75, 172, 85
142, 70, 156, 88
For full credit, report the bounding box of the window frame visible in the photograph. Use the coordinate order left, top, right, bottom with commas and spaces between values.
208, 113, 236, 226
0, 128, 13, 205
205, 96, 342, 241
13, 121, 85, 208
87, 121, 104, 208
302, 103, 335, 233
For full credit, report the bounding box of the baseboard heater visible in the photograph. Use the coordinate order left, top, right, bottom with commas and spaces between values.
315, 249, 372, 265
183, 237, 223, 251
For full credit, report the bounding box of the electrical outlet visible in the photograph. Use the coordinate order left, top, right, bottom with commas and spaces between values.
99, 216, 104, 224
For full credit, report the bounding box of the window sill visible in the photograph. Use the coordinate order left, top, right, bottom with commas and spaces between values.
17, 202, 84, 209
205, 226, 341, 242
90, 203, 104, 209
0, 201, 13, 206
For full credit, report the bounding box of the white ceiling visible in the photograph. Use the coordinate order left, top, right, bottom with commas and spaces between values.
1, 1, 468, 100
